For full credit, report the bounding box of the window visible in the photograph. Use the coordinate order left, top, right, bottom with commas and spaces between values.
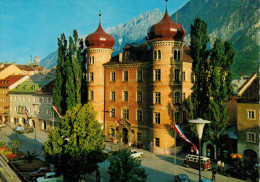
158, 50, 161, 59
174, 69, 180, 81
89, 72, 94, 82
122, 109, 129, 120
89, 90, 94, 100
110, 71, 116, 82
122, 71, 128, 81
111, 128, 115, 137
44, 97, 47, 103
32, 85, 35, 90
174, 92, 180, 104
137, 110, 143, 122
48, 97, 51, 103
154, 50, 157, 60
92, 56, 94, 64
89, 57, 92, 64
182, 72, 186, 81
155, 92, 161, 104
154, 69, 161, 81
24, 85, 27, 90
175, 112, 180, 123
123, 91, 128, 102
247, 110, 255, 119
111, 91, 115, 101
174, 50, 181, 60
182, 93, 186, 101
154, 112, 161, 124
137, 132, 142, 142
110, 108, 115, 118
155, 138, 160, 147
137, 90, 143, 103
137, 70, 143, 81
247, 132, 256, 143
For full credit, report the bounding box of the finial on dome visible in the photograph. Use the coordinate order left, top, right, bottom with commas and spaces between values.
165, 0, 168, 14
99, 10, 101, 25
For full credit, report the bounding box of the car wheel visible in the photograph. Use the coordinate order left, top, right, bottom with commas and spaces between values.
185, 164, 189, 168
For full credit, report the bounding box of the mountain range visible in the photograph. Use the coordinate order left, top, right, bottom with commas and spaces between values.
41, 0, 259, 77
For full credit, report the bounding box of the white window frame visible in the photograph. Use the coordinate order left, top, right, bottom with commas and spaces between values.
136, 109, 143, 122
122, 71, 128, 81
110, 90, 115, 101
154, 92, 161, 104
110, 107, 115, 118
89, 72, 94, 82
247, 110, 256, 120
137, 90, 143, 103
110, 71, 116, 82
154, 112, 161, 124
89, 90, 94, 100
122, 109, 129, 120
136, 70, 143, 81
246, 132, 256, 143
122, 91, 128, 102
182, 71, 186, 81
154, 69, 161, 81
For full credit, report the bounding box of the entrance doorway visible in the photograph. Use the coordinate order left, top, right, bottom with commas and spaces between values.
122, 128, 128, 144
244, 149, 257, 165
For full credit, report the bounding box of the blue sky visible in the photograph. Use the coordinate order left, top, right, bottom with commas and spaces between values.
0, 0, 189, 65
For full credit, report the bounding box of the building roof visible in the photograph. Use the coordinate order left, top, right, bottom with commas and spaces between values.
237, 72, 259, 103
8, 80, 52, 94
35, 79, 55, 95
0, 75, 27, 88
0, 63, 44, 72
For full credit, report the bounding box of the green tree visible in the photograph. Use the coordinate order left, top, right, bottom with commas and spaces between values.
43, 103, 106, 181
12, 140, 21, 154
53, 30, 87, 115
108, 149, 147, 182
190, 17, 210, 118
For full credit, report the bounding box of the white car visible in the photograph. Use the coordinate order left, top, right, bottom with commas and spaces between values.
36, 172, 63, 182
130, 149, 143, 158
0, 123, 6, 128
14, 126, 25, 132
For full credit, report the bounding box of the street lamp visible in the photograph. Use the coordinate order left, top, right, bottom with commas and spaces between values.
189, 118, 210, 182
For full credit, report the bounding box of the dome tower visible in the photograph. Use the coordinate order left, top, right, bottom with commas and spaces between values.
148, 0, 190, 154
85, 12, 115, 126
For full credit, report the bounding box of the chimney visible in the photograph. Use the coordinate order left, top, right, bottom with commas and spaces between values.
119, 53, 123, 63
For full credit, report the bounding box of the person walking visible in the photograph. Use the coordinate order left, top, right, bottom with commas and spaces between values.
221, 161, 225, 173
217, 160, 221, 172
212, 169, 216, 181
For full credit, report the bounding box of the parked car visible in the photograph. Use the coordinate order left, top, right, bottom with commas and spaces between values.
0, 123, 6, 128
175, 174, 190, 182
28, 167, 53, 180
225, 167, 259, 182
24, 127, 34, 133
14, 125, 25, 132
183, 154, 211, 171
130, 149, 143, 158
36, 172, 63, 182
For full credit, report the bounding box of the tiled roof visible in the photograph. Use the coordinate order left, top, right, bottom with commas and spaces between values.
0, 63, 44, 72
8, 80, 52, 94
0, 75, 27, 87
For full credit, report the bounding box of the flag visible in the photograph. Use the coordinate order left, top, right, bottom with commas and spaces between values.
24, 106, 29, 119
104, 111, 121, 126
52, 106, 64, 118
174, 124, 199, 154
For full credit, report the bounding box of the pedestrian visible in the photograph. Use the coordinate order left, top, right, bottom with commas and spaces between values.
217, 160, 221, 172
221, 160, 225, 173
212, 169, 216, 181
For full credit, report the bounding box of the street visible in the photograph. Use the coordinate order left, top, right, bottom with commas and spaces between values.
0, 124, 246, 182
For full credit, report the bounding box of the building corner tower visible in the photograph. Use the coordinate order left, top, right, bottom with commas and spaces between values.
85, 12, 115, 127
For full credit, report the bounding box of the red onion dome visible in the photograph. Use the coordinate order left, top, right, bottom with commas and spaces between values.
85, 13, 115, 49
148, 7, 186, 41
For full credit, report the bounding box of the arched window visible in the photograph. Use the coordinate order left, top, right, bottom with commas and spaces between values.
174, 50, 177, 60
178, 50, 181, 60
154, 50, 157, 60
92, 56, 95, 64
158, 50, 161, 59
89, 57, 92, 64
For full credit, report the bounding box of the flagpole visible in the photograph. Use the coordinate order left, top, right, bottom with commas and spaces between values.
174, 126, 176, 181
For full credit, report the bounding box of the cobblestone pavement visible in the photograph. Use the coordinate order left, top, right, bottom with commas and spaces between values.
0, 125, 246, 182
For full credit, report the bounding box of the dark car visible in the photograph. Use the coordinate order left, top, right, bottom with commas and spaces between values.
225, 167, 259, 182
175, 174, 190, 182
28, 167, 53, 180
